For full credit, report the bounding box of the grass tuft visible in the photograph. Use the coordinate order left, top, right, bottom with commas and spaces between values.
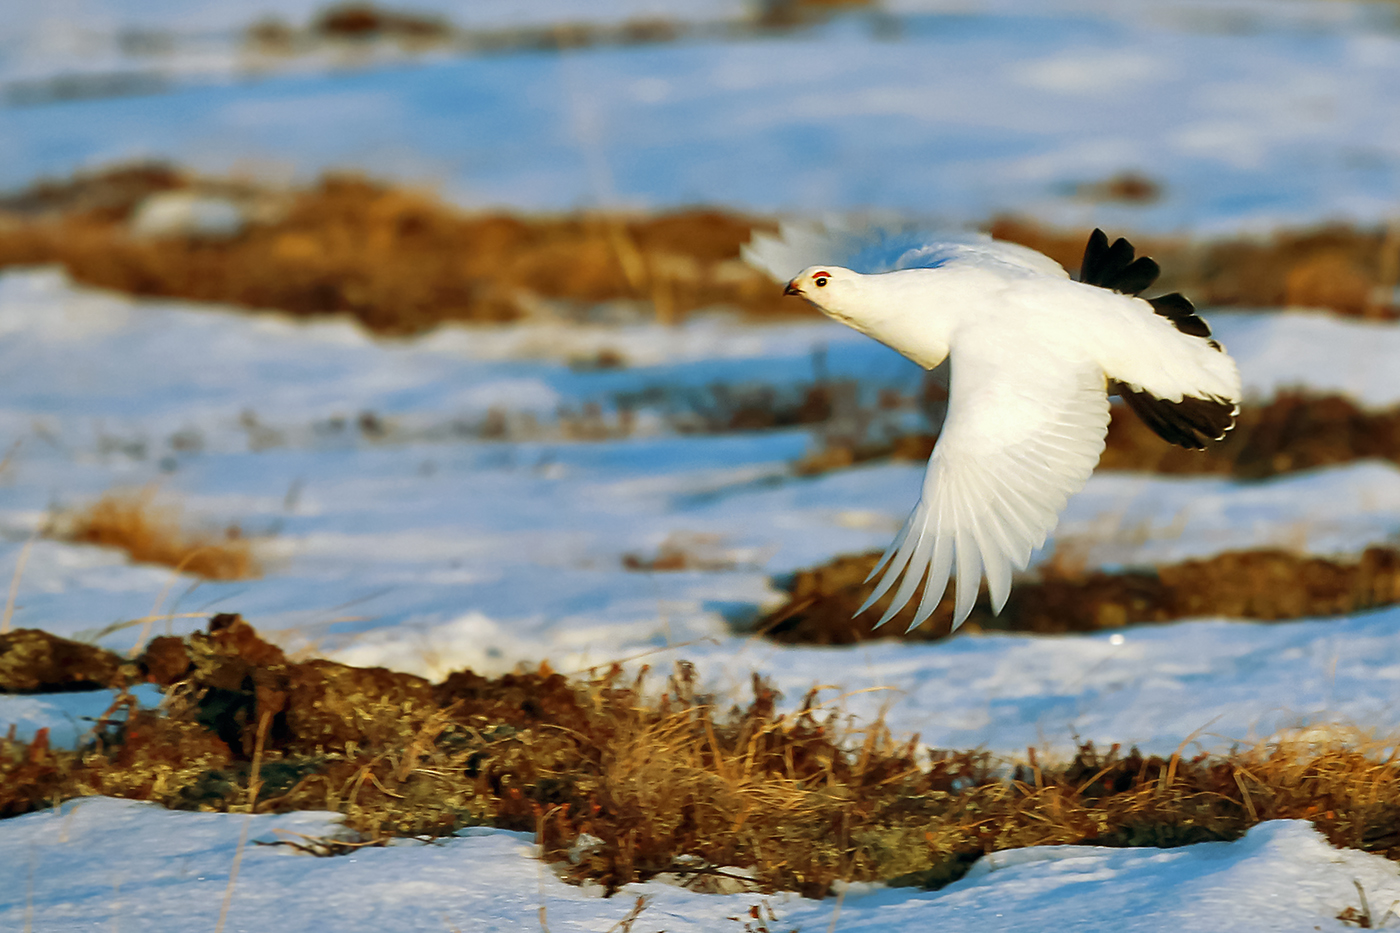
7, 618, 1400, 897
50, 488, 261, 582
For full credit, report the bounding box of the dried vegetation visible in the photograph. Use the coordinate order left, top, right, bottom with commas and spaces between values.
0, 628, 127, 693
799, 390, 1400, 480
1099, 390, 1400, 478
760, 546, 1400, 644
48, 488, 261, 581
244, 0, 871, 62
0, 166, 785, 335
7, 616, 1400, 896
1, 167, 1398, 335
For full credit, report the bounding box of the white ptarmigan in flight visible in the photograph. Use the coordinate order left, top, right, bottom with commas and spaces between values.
743, 225, 1241, 633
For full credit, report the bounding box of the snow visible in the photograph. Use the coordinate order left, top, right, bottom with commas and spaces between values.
0, 798, 1394, 932
6, 0, 749, 36
681, 608, 1400, 755
0, 684, 163, 746
6, 0, 1400, 925
4, 269, 1400, 757
3, 1, 1400, 231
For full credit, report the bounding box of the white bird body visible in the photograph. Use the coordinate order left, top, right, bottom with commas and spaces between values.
744, 225, 1242, 632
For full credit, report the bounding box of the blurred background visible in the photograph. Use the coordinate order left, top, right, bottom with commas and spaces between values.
4, 0, 1400, 229
9, 7, 1400, 924
3, 0, 1400, 755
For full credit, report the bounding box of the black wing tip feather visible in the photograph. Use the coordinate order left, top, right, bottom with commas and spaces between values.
1081, 230, 1218, 344
1113, 381, 1239, 450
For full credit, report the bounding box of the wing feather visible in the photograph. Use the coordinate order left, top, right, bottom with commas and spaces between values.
858, 506, 922, 614
883, 518, 940, 628
912, 519, 955, 624
968, 475, 1016, 612
953, 514, 983, 625
866, 351, 1110, 633
743, 221, 1070, 282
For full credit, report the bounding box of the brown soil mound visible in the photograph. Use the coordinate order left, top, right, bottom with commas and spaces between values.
7, 617, 1400, 894
989, 217, 1400, 319
245, 0, 868, 61
0, 164, 186, 219
0, 167, 785, 335
800, 391, 1400, 481
1100, 391, 1400, 479
760, 546, 1400, 644
1, 167, 1397, 335
0, 629, 130, 693
311, 3, 449, 41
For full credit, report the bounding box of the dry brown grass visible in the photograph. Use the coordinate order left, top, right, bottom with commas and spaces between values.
243, 0, 872, 61
6, 617, 1400, 896
2, 167, 1398, 335
0, 167, 786, 335
989, 216, 1400, 319
50, 488, 261, 582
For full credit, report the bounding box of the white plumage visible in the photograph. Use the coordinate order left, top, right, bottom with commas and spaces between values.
743, 223, 1242, 633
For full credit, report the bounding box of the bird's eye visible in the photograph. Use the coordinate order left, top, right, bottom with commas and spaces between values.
814, 276, 828, 287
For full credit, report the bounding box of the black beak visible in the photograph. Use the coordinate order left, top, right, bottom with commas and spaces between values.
783, 281, 801, 297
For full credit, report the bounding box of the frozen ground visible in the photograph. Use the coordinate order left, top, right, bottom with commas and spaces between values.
4, 267, 1400, 758
0, 797, 1395, 933
0, 684, 163, 746
6, 0, 1400, 925
3, 269, 1400, 929
4, 241, 1400, 932
3, 0, 1400, 231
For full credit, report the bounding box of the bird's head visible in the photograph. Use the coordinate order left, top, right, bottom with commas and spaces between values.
784, 265, 862, 322
784, 262, 950, 369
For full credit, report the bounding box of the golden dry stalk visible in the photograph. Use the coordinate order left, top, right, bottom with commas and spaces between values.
52, 489, 260, 581
6, 619, 1400, 896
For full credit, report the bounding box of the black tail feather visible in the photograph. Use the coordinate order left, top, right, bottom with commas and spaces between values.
1080, 229, 1219, 344
1086, 231, 1237, 449
1080, 228, 1112, 285
1111, 257, 1162, 296
1147, 292, 1212, 339
1078, 228, 1160, 296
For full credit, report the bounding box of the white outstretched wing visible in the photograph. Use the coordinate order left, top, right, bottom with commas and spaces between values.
862, 341, 1110, 632
743, 220, 1070, 282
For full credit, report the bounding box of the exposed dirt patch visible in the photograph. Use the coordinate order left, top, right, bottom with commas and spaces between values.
0, 163, 186, 219
310, 3, 450, 42
989, 217, 1400, 320
759, 546, 1400, 644
2, 167, 1398, 335
0, 168, 786, 335
244, 0, 873, 61
1072, 171, 1163, 205
800, 391, 1400, 481
6, 617, 1400, 894
0, 629, 130, 693
1099, 391, 1400, 479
